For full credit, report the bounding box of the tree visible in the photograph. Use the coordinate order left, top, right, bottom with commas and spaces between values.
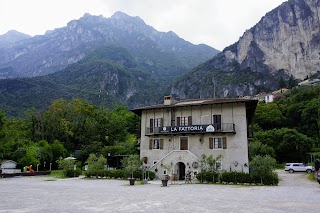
278, 76, 286, 89
249, 140, 275, 161
250, 155, 277, 184
122, 154, 142, 179
56, 157, 75, 177
85, 153, 107, 178
255, 128, 314, 163
288, 75, 297, 89
254, 102, 284, 129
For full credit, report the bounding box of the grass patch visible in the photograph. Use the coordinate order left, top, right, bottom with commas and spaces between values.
49, 170, 67, 178
307, 173, 316, 182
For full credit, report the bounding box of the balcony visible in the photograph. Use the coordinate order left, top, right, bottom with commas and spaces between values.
145, 123, 235, 136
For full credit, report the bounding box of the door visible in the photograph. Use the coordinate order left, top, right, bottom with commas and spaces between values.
178, 162, 186, 180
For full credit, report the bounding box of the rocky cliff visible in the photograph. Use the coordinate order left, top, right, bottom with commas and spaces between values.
170, 0, 320, 99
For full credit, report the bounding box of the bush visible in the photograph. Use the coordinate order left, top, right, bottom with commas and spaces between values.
196, 171, 219, 183
196, 171, 279, 186
66, 168, 82, 177
85, 154, 107, 178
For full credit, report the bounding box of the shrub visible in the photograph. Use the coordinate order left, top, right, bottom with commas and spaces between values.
196, 171, 219, 183
66, 168, 82, 177
196, 171, 279, 186
85, 154, 107, 178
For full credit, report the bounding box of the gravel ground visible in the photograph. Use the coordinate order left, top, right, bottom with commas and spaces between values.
0, 170, 319, 213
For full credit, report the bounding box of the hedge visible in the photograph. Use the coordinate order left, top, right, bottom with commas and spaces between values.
85, 169, 155, 180
66, 168, 82, 177
196, 171, 279, 186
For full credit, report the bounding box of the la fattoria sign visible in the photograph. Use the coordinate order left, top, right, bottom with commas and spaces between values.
160, 124, 215, 133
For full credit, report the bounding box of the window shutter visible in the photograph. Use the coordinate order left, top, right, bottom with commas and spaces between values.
160, 118, 163, 127
149, 139, 153, 150
177, 117, 180, 126
160, 139, 164, 149
222, 137, 227, 149
150, 119, 154, 133
209, 138, 213, 149
188, 116, 192, 125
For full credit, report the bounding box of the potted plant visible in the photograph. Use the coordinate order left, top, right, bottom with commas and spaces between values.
161, 163, 173, 187
122, 155, 142, 185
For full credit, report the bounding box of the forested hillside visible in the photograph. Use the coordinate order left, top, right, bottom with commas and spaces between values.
0, 99, 140, 169
251, 84, 320, 163
0, 46, 162, 117
1, 84, 319, 169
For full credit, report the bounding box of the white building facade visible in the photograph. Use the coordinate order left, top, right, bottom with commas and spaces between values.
132, 97, 257, 180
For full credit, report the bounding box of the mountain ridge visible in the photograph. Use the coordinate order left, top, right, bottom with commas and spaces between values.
0, 12, 219, 81
169, 0, 320, 100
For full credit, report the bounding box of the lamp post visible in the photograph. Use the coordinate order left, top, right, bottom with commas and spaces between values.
37, 164, 39, 172
50, 163, 52, 171
44, 162, 46, 170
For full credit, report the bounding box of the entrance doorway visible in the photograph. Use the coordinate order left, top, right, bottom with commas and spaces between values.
178, 162, 186, 180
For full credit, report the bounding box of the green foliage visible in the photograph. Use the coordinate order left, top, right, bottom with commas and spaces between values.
255, 128, 313, 163
196, 170, 278, 185
199, 154, 222, 172
0, 98, 139, 169
122, 154, 142, 178
254, 102, 284, 129
250, 155, 277, 184
253, 84, 320, 163
56, 157, 76, 177
249, 140, 275, 161
85, 153, 107, 178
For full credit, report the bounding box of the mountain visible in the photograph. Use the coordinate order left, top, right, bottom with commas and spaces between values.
0, 12, 219, 82
0, 30, 31, 48
169, 0, 320, 99
0, 46, 161, 117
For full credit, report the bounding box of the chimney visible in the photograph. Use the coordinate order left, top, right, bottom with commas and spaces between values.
164, 96, 172, 105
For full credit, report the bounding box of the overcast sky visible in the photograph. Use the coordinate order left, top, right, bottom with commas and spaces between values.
0, 0, 286, 51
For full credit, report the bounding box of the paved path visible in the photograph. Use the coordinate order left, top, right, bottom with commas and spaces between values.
0, 170, 319, 213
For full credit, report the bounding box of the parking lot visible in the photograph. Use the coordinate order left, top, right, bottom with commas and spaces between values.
0, 170, 319, 213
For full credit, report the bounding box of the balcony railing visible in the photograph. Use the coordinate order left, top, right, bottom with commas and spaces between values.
145, 123, 235, 135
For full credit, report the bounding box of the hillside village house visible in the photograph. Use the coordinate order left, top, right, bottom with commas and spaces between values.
132, 96, 258, 180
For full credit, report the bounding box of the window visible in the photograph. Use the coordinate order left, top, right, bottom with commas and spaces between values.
149, 139, 164, 150
213, 114, 222, 130
180, 136, 188, 150
209, 137, 227, 149
153, 139, 160, 149
177, 116, 192, 126
154, 118, 162, 127
149, 118, 163, 133
214, 138, 222, 149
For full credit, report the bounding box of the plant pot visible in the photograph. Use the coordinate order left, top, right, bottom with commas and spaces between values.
129, 178, 136, 185
161, 179, 168, 187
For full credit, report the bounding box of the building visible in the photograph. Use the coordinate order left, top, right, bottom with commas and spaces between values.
0, 160, 20, 174
132, 96, 258, 180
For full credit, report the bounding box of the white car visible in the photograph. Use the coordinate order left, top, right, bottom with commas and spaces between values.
285, 163, 314, 173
